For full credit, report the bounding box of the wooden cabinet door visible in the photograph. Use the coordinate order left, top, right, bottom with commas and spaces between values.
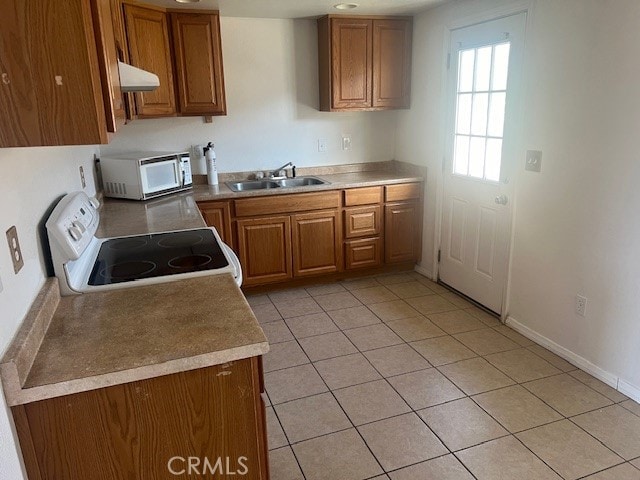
91, 0, 126, 132
345, 237, 382, 270
0, 1, 42, 147
124, 5, 176, 117
17, 359, 269, 480
199, 201, 233, 246
171, 12, 226, 116
237, 216, 292, 286
385, 202, 420, 263
372, 18, 412, 109
330, 18, 372, 109
292, 210, 341, 277
344, 205, 381, 239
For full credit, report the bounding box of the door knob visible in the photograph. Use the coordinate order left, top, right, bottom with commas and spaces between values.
495, 194, 508, 205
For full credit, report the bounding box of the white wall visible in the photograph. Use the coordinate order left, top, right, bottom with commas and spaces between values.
102, 17, 399, 173
0, 146, 99, 480
396, 0, 640, 396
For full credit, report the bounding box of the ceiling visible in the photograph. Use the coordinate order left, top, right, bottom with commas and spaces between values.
145, 0, 446, 18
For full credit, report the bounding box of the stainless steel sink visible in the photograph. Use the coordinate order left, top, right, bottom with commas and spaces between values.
276, 177, 328, 187
226, 180, 281, 192
226, 176, 329, 192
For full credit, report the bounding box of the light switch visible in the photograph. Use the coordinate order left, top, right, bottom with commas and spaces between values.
525, 150, 542, 172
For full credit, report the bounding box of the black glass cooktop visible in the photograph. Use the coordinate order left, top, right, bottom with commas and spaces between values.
88, 229, 229, 286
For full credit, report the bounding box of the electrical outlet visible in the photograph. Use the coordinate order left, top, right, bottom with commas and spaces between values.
525, 150, 542, 172
6, 226, 24, 274
79, 165, 86, 188
191, 144, 205, 159
318, 138, 328, 152
575, 294, 587, 317
342, 134, 352, 151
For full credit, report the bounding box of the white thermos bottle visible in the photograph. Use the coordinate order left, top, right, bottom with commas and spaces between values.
204, 142, 218, 186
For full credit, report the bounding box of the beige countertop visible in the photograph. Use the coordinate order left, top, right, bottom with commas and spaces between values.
1, 275, 268, 406
96, 169, 424, 238
0, 162, 423, 406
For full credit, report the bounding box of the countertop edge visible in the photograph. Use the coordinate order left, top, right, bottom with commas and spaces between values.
192, 174, 424, 202
6, 341, 269, 407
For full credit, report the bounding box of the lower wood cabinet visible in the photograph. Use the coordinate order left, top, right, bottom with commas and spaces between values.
199, 200, 233, 245
344, 205, 381, 238
237, 216, 292, 286
385, 202, 420, 263
198, 183, 423, 287
292, 210, 341, 277
14, 357, 269, 480
345, 237, 382, 269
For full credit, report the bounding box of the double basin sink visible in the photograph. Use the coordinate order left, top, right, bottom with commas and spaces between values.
227, 176, 329, 192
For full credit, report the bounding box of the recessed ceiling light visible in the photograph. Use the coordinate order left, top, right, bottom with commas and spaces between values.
334, 3, 359, 10
175, 0, 200, 3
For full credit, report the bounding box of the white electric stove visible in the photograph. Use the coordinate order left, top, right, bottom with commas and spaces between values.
46, 191, 242, 295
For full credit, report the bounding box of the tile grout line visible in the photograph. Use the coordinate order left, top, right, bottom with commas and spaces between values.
260, 273, 640, 479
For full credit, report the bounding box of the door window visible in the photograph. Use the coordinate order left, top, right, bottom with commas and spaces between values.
453, 42, 511, 182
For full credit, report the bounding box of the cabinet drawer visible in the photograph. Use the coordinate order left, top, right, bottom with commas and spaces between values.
385, 183, 422, 202
234, 191, 340, 217
344, 205, 381, 238
345, 237, 382, 269
344, 186, 383, 206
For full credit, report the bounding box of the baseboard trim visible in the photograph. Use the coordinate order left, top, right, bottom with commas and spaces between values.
506, 315, 640, 404
618, 379, 640, 402
414, 265, 434, 281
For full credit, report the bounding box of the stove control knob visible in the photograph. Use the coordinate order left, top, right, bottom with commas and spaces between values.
72, 220, 86, 233
68, 226, 83, 241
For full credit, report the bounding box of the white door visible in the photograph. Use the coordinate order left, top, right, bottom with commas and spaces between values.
439, 13, 526, 314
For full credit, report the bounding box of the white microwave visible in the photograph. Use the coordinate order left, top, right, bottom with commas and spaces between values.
100, 151, 193, 200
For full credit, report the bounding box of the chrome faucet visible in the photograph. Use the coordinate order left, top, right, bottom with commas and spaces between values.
269, 162, 295, 179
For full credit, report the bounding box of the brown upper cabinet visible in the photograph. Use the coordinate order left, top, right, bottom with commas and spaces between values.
318, 15, 412, 112
0, 0, 120, 147
171, 12, 226, 115
124, 4, 177, 117
122, 3, 227, 118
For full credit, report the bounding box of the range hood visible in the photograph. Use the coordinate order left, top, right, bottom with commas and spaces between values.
118, 61, 159, 92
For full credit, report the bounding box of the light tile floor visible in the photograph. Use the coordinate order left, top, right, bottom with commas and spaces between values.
249, 271, 640, 480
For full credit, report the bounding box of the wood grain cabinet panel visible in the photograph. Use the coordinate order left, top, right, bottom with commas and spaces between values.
345, 237, 381, 269
15, 358, 269, 480
292, 210, 341, 276
343, 186, 383, 206
329, 17, 372, 110
318, 15, 412, 112
0, 0, 113, 146
91, 0, 126, 132
198, 200, 233, 246
171, 12, 226, 115
124, 4, 176, 117
385, 182, 422, 202
237, 216, 292, 286
372, 18, 412, 108
344, 205, 381, 238
0, 2, 42, 146
385, 202, 420, 263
